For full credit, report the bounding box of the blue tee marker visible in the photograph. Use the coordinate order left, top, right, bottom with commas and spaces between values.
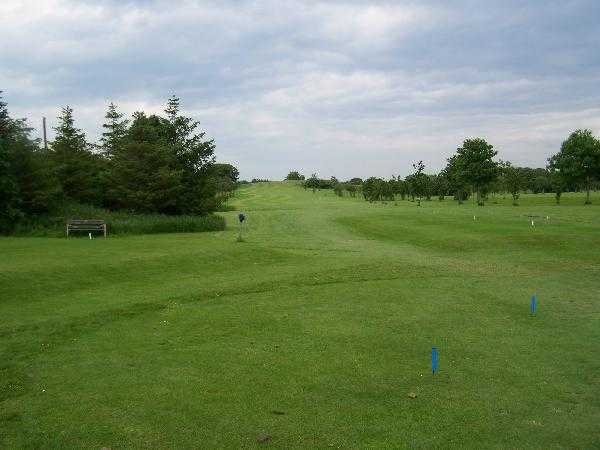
431, 347, 438, 375
530, 294, 537, 315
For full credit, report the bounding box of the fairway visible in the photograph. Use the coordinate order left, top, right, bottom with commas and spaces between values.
1, 182, 599, 449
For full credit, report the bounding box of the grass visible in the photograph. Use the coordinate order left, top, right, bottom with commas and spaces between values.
1, 182, 599, 449
10, 203, 225, 237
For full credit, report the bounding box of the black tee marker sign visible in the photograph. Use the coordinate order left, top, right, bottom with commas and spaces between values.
237, 213, 246, 241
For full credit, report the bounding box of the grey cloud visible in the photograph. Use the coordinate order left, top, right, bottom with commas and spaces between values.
2, 0, 599, 179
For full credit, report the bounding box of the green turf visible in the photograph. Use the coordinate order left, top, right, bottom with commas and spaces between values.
2, 182, 599, 449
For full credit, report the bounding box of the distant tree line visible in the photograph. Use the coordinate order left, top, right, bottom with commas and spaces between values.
294, 131, 600, 205
0, 92, 238, 233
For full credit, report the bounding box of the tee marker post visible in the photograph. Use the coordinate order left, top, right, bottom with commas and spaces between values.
530, 294, 537, 315
431, 347, 438, 375
237, 212, 246, 242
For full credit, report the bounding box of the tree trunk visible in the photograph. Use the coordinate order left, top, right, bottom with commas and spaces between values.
476, 188, 483, 206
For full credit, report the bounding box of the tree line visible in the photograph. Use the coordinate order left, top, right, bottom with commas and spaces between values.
0, 92, 239, 233
291, 132, 600, 205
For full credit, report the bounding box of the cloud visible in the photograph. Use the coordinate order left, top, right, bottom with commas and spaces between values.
2, 0, 599, 179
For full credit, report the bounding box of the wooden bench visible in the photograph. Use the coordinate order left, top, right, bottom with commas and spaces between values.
66, 219, 107, 238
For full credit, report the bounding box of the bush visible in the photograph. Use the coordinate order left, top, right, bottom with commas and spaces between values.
9, 203, 225, 237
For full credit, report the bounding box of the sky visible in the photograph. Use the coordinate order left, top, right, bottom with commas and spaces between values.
1, 0, 599, 180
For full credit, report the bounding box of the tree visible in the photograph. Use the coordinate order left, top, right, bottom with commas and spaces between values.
393, 177, 408, 200
212, 163, 239, 201
424, 174, 436, 201
362, 177, 388, 202
408, 160, 427, 206
383, 179, 395, 201
0, 93, 22, 229
548, 129, 600, 204
501, 162, 525, 206
49, 106, 104, 205
304, 173, 320, 192
453, 138, 499, 206
164, 95, 215, 167
442, 156, 469, 204
0, 93, 61, 232
212, 163, 239, 184
163, 96, 218, 214
333, 182, 344, 197
100, 102, 129, 158
285, 171, 305, 181
532, 169, 552, 194
1, 94, 225, 231
389, 176, 404, 200
549, 169, 567, 205
0, 91, 11, 136
0, 150, 18, 225
432, 173, 449, 201
345, 182, 358, 197
108, 112, 184, 213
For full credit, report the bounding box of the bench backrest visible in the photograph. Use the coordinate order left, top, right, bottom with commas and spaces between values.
67, 220, 106, 230
66, 219, 107, 237
68, 219, 105, 226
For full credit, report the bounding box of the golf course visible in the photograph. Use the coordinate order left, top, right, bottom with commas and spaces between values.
1, 181, 599, 449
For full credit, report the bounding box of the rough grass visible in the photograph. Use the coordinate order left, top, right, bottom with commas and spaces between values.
10, 203, 225, 237
1, 183, 599, 449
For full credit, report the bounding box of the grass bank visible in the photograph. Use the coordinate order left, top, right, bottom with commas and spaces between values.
1, 182, 599, 448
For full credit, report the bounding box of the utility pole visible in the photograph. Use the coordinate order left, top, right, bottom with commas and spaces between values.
42, 117, 48, 150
